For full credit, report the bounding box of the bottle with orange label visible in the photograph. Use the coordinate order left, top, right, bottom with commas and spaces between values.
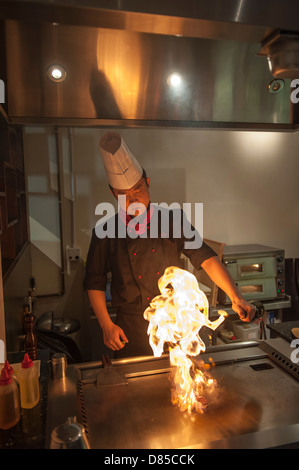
0, 366, 21, 430
18, 353, 40, 409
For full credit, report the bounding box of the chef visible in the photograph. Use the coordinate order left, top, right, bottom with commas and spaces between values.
84, 132, 256, 358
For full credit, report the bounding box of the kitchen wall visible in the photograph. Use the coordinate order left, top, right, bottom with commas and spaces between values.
73, 127, 299, 259
3, 243, 32, 353
5, 125, 297, 359
18, 127, 90, 358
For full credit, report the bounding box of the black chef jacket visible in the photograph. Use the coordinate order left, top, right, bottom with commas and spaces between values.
84, 205, 216, 357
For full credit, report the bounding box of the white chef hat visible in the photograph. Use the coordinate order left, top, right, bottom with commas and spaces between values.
99, 132, 143, 190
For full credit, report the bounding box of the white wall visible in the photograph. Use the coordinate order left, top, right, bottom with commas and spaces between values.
73, 127, 299, 259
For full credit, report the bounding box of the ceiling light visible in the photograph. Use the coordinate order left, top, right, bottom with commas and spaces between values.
47, 64, 67, 82
167, 73, 182, 87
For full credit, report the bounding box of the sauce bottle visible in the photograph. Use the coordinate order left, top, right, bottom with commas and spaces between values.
18, 353, 40, 409
4, 360, 18, 385
0, 367, 21, 430
4, 360, 13, 376
24, 312, 38, 360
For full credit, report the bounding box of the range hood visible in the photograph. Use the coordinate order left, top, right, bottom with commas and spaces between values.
1, 0, 299, 128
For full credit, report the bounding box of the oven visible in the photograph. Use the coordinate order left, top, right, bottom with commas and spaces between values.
218, 244, 285, 304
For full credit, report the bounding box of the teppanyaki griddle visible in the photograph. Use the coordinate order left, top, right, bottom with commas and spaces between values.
68, 340, 299, 449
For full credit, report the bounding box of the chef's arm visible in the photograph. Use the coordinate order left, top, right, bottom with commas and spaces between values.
201, 256, 256, 322
87, 290, 128, 350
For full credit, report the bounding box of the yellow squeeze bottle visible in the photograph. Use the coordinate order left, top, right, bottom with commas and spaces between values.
0, 367, 20, 430
18, 353, 40, 409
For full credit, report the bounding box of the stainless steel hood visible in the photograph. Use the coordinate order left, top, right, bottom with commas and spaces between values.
1, 0, 299, 128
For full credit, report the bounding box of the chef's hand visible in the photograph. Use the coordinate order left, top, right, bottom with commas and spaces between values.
231, 297, 257, 322
102, 322, 129, 351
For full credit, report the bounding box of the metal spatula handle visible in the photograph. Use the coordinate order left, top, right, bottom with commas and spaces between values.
101, 354, 112, 368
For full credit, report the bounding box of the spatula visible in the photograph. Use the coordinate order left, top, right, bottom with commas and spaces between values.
96, 354, 127, 388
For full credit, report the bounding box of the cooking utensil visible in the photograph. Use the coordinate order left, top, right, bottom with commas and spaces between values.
51, 353, 67, 379
96, 354, 127, 388
50, 416, 90, 449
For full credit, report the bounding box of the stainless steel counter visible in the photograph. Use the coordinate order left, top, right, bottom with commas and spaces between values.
45, 339, 299, 449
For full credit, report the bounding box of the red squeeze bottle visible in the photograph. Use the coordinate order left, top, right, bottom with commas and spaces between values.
4, 360, 13, 375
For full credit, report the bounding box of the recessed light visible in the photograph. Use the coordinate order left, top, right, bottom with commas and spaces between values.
46, 64, 67, 82
167, 73, 182, 88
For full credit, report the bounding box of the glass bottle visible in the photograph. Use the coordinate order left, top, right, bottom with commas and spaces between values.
24, 313, 38, 360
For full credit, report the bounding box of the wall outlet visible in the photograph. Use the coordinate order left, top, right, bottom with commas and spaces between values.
66, 247, 81, 261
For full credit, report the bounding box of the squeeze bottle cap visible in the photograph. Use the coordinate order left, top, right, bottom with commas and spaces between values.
21, 353, 33, 369
0, 367, 12, 385
4, 360, 13, 375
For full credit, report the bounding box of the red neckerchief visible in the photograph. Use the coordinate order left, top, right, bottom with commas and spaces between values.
119, 203, 154, 234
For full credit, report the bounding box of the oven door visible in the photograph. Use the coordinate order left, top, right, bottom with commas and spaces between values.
225, 256, 276, 281
221, 277, 277, 304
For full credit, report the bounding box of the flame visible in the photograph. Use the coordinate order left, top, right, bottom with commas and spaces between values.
144, 266, 226, 414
